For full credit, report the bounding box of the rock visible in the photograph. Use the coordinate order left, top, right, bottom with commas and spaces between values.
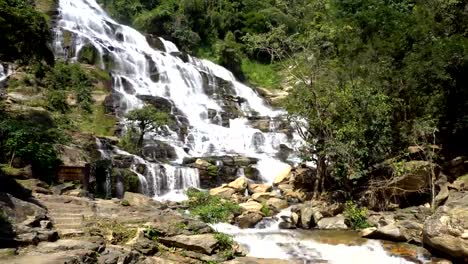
236, 212, 263, 228
209, 187, 236, 198
77, 43, 100, 65
273, 165, 292, 185
451, 174, 468, 191
300, 206, 316, 229
388, 160, 437, 192
145, 34, 166, 51
123, 192, 160, 207
364, 223, 406, 242
226, 257, 299, 264
239, 201, 263, 213
291, 167, 316, 190
137, 95, 174, 113
360, 227, 378, 237
52, 182, 76, 195
158, 234, 219, 255
227, 176, 249, 192
291, 212, 300, 226
35, 239, 102, 253
423, 191, 468, 262
248, 184, 272, 194
266, 198, 288, 210
142, 141, 177, 162
317, 214, 348, 230
278, 221, 296, 229
132, 238, 158, 255
0, 192, 47, 225
251, 192, 277, 203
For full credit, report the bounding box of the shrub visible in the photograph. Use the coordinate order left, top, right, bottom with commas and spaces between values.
260, 202, 272, 216
343, 201, 372, 229
143, 226, 160, 241
185, 189, 241, 223
214, 232, 233, 250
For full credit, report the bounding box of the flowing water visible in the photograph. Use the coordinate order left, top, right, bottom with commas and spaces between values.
53, 1, 426, 262
212, 208, 427, 264
55, 0, 301, 199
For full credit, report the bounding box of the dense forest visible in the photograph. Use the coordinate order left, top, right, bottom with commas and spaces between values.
2, 0, 468, 197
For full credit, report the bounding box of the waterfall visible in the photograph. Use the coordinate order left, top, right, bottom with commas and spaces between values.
54, 0, 302, 199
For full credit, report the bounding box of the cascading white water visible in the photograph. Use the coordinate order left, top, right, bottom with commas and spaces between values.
54, 0, 302, 197
211, 208, 427, 264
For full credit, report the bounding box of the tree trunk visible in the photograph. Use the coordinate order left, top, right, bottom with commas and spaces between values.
314, 154, 326, 198
138, 132, 144, 152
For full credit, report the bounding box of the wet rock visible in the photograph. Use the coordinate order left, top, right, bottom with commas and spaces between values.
137, 95, 174, 113
248, 184, 272, 194
170, 52, 189, 63
236, 212, 263, 228
142, 141, 177, 162
158, 234, 219, 255
278, 221, 296, 229
121, 77, 136, 95
423, 191, 468, 262
77, 43, 100, 65
316, 214, 348, 230
145, 34, 166, 51
226, 257, 300, 264
104, 91, 124, 115
363, 223, 406, 242
113, 154, 134, 169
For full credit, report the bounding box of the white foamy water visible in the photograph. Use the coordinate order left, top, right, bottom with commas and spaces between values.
55, 0, 302, 196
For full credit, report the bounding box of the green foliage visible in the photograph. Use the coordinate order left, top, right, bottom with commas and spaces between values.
214, 232, 234, 250
77, 44, 101, 65
185, 189, 242, 223
125, 105, 171, 150
0, 0, 54, 64
0, 113, 64, 183
206, 164, 218, 178
0, 210, 9, 226
241, 59, 282, 90
143, 226, 160, 241
121, 199, 130, 206
260, 202, 272, 217
45, 61, 94, 113
88, 220, 137, 244
343, 201, 371, 230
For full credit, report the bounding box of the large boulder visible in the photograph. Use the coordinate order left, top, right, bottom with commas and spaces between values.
209, 186, 236, 199
273, 165, 292, 185
251, 192, 278, 203
317, 214, 348, 230
388, 161, 436, 192
142, 141, 177, 162
239, 201, 263, 213
158, 234, 219, 255
236, 212, 263, 229
248, 184, 272, 194
227, 176, 249, 192
266, 198, 288, 210
423, 192, 468, 262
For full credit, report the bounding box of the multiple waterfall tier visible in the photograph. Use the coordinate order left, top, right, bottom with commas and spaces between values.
54, 0, 300, 199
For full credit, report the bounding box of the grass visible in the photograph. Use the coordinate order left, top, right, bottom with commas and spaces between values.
241, 59, 283, 90
185, 189, 242, 223
86, 220, 137, 245
74, 104, 116, 137
260, 202, 272, 217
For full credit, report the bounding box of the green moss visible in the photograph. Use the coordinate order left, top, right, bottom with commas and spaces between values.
241, 59, 282, 90
121, 199, 130, 206
34, 0, 58, 18
0, 164, 22, 177
260, 202, 272, 216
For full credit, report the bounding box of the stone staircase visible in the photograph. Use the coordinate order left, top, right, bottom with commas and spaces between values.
35, 194, 96, 238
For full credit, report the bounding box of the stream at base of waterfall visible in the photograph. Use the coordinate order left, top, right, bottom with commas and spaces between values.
54, 0, 429, 263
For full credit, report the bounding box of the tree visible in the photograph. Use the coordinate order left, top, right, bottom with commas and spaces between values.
125, 105, 171, 150
0, 0, 54, 64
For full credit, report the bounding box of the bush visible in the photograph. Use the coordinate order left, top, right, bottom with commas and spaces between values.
343, 201, 372, 229
214, 232, 233, 250
260, 202, 272, 216
185, 189, 241, 223
143, 226, 160, 241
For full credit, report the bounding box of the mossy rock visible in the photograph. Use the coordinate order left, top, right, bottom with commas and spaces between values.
34, 0, 58, 18
113, 168, 140, 193
77, 44, 101, 66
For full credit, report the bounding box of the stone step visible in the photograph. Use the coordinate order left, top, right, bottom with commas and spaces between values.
53, 219, 85, 225
54, 223, 85, 229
